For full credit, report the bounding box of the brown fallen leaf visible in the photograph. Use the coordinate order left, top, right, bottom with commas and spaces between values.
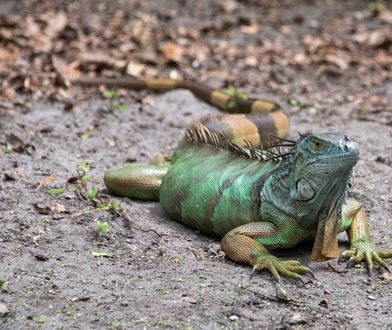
45, 11, 67, 39
323, 53, 350, 70
161, 42, 184, 61
33, 203, 51, 215
52, 56, 81, 85
353, 28, 392, 49
35, 175, 55, 191
33, 203, 66, 215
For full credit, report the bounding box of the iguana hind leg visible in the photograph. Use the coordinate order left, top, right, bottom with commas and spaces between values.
104, 162, 170, 200
339, 198, 392, 272
221, 221, 310, 281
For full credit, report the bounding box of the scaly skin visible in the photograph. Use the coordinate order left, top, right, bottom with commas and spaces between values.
72, 77, 392, 281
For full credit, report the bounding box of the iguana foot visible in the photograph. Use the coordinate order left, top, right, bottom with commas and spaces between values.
342, 240, 392, 273
252, 255, 310, 282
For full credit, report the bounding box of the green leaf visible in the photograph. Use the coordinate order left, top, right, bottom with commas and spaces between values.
237, 91, 248, 101
224, 86, 248, 100
46, 188, 65, 196
95, 220, 112, 237
114, 103, 127, 113
111, 200, 123, 213
102, 90, 118, 99
227, 100, 236, 109
288, 97, 306, 110
77, 162, 90, 173
91, 251, 115, 258
225, 86, 236, 96
81, 175, 90, 183
36, 315, 49, 324
87, 187, 98, 200
97, 203, 111, 211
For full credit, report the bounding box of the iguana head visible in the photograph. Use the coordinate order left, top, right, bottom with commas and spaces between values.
291, 132, 359, 262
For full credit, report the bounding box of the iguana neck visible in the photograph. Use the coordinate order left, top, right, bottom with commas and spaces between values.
261, 158, 297, 219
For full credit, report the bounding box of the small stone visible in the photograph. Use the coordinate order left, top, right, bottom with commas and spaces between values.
0, 303, 9, 316
368, 295, 376, 301
289, 313, 305, 325
229, 315, 238, 321
182, 296, 197, 304
35, 254, 49, 261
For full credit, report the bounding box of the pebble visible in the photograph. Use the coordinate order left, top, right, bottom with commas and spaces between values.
289, 313, 305, 325
229, 315, 238, 321
368, 295, 376, 301
0, 303, 9, 317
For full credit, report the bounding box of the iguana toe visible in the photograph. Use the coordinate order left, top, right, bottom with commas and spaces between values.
342, 240, 391, 273
252, 256, 310, 282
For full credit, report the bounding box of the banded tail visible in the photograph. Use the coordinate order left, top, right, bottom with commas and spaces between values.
71, 76, 290, 199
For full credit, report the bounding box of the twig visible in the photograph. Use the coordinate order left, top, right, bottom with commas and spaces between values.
244, 287, 305, 307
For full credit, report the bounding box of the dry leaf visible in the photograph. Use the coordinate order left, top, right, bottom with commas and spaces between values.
161, 42, 184, 61
240, 24, 259, 34
39, 175, 55, 188
324, 54, 350, 70
45, 11, 67, 38
33, 203, 51, 215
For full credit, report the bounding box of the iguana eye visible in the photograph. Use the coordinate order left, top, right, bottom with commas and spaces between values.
309, 138, 326, 153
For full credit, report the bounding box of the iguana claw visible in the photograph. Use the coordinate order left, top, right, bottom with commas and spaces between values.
342, 240, 392, 273
252, 255, 311, 282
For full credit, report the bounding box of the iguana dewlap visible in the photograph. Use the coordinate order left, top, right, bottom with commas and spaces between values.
72, 77, 392, 281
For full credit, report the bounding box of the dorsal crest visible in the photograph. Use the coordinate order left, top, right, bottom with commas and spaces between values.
185, 125, 295, 162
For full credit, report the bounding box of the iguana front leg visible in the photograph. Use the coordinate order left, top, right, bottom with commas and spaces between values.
221, 221, 310, 281
339, 198, 392, 272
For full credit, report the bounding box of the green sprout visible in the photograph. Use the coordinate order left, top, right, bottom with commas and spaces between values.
46, 188, 65, 196
225, 86, 248, 100
114, 103, 127, 113
288, 97, 306, 110
95, 221, 112, 237
102, 90, 118, 99
87, 187, 98, 201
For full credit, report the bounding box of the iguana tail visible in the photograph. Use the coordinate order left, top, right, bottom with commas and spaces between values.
71, 77, 289, 146
104, 163, 170, 201
72, 77, 289, 199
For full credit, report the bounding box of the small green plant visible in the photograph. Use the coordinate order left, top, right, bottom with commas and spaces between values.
102, 90, 128, 113
111, 321, 127, 329
225, 86, 248, 101
36, 315, 49, 324
114, 103, 127, 113
102, 90, 118, 99
75, 162, 130, 228
95, 221, 112, 237
225, 86, 248, 110
46, 188, 65, 196
288, 97, 307, 110
91, 251, 115, 258
87, 187, 98, 200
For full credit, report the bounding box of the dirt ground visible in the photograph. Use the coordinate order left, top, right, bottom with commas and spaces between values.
1, 0, 392, 329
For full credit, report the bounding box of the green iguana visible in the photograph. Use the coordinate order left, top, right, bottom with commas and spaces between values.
72, 76, 392, 281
